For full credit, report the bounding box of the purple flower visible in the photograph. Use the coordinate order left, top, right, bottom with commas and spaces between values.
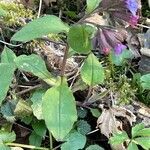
100, 0, 140, 26
114, 44, 126, 55
93, 28, 127, 55
125, 0, 139, 16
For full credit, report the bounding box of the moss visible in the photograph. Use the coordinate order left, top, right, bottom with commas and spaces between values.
0, 1, 35, 26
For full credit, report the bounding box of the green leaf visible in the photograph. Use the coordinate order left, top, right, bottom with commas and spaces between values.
0, 144, 10, 150
132, 123, 145, 138
81, 53, 105, 86
134, 137, 150, 150
86, 0, 102, 13
32, 121, 46, 137
110, 49, 133, 66
11, 15, 69, 42
1, 101, 16, 122
68, 25, 92, 54
0, 64, 15, 106
86, 144, 104, 150
61, 131, 86, 150
29, 131, 42, 147
134, 128, 150, 137
140, 74, 150, 90
1, 47, 16, 64
127, 142, 138, 150
77, 120, 91, 135
31, 89, 46, 120
109, 131, 129, 145
0, 131, 16, 143
42, 79, 77, 141
90, 108, 101, 118
14, 54, 56, 85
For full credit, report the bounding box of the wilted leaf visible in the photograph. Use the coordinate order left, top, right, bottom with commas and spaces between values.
31, 89, 46, 120
0, 64, 15, 106
86, 0, 101, 13
68, 24, 93, 54
134, 137, 150, 150
140, 74, 150, 90
11, 15, 69, 42
61, 131, 86, 150
1, 47, 16, 65
14, 54, 56, 85
97, 105, 136, 138
14, 100, 32, 118
81, 53, 105, 86
42, 79, 77, 141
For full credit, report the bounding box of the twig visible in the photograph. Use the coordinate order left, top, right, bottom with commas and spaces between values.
16, 84, 42, 95
0, 40, 22, 47
137, 23, 150, 29
37, 0, 43, 18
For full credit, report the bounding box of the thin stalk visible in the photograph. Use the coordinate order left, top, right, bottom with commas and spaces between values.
37, 0, 42, 18
6, 143, 49, 150
49, 131, 53, 149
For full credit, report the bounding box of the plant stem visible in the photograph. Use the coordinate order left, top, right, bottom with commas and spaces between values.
49, 131, 53, 149
6, 143, 49, 150
37, 0, 42, 18
60, 44, 69, 78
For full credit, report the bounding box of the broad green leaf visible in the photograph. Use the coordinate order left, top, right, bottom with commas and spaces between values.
86, 144, 104, 150
31, 89, 46, 120
127, 142, 138, 150
140, 74, 150, 90
1, 100, 16, 122
14, 100, 32, 118
77, 120, 91, 135
61, 131, 86, 150
86, 0, 102, 13
1, 47, 16, 64
110, 49, 133, 66
0, 144, 10, 150
134, 137, 150, 150
0, 131, 16, 143
81, 53, 105, 86
109, 131, 129, 145
132, 123, 145, 138
0, 64, 15, 106
68, 24, 92, 54
134, 128, 150, 137
29, 131, 42, 147
32, 121, 46, 137
42, 79, 77, 141
11, 15, 69, 42
14, 54, 56, 85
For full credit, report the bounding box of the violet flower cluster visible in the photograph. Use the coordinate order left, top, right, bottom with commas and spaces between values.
93, 0, 141, 55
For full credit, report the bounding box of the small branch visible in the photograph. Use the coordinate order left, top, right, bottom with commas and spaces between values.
0, 40, 22, 47
16, 84, 42, 95
37, 0, 43, 18
60, 44, 69, 78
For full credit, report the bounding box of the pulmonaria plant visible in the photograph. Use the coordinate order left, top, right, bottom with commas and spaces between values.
92, 0, 141, 55
93, 28, 127, 55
